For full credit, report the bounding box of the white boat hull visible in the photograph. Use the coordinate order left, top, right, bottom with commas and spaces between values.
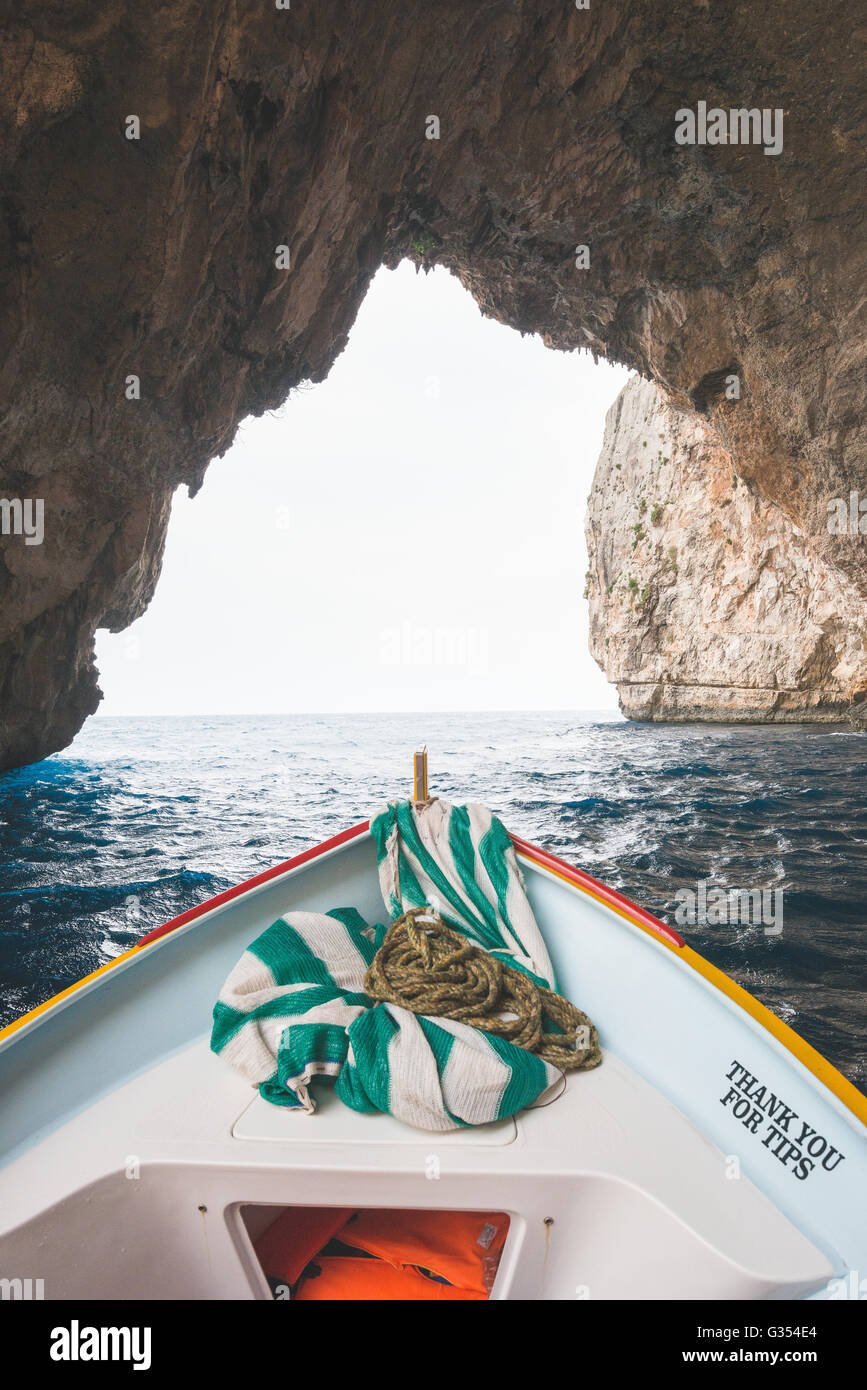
0, 824, 864, 1300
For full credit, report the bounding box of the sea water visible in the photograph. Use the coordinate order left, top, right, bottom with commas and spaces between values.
1, 711, 864, 1092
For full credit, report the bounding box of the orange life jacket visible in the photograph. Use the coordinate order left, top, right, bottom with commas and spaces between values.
335, 1209, 508, 1294
293, 1256, 488, 1301
255, 1208, 509, 1301
255, 1207, 354, 1287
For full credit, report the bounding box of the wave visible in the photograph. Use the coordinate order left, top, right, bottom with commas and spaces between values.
0, 711, 864, 1087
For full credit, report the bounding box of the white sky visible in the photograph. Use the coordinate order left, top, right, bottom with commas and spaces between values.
95, 262, 630, 714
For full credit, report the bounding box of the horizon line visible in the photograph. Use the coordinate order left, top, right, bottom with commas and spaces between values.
89, 706, 624, 719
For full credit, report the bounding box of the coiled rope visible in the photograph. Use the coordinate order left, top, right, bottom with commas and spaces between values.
364, 907, 602, 1072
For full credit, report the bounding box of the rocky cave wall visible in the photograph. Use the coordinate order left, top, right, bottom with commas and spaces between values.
0, 1, 865, 766
586, 376, 866, 722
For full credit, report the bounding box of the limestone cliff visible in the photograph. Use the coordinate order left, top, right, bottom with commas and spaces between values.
586, 377, 867, 722
0, 2, 865, 764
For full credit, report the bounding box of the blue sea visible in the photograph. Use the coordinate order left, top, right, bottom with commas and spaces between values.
1, 712, 864, 1092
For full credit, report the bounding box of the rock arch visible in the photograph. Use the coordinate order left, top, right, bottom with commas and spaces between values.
0, 2, 864, 765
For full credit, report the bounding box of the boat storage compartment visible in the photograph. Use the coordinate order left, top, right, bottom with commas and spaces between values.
242, 1204, 512, 1300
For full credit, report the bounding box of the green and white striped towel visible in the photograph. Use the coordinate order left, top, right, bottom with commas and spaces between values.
211, 799, 564, 1131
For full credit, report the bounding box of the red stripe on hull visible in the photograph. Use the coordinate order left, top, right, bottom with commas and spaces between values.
137, 821, 683, 951
510, 835, 685, 947
137, 821, 371, 946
